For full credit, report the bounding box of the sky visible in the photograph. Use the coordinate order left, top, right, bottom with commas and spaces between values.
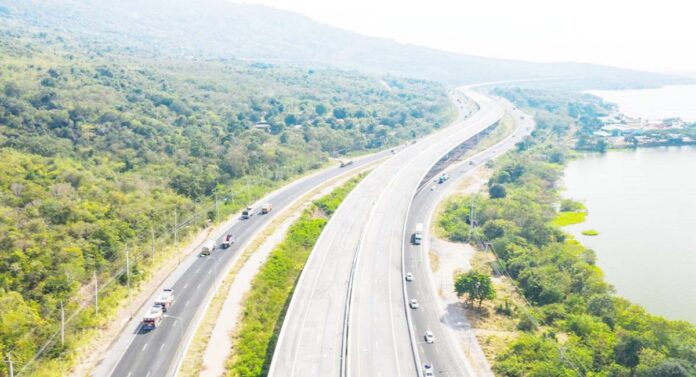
239, 0, 696, 76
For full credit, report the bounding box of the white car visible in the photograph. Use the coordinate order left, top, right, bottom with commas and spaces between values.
423, 363, 434, 377
409, 299, 419, 309
424, 330, 435, 343
405, 272, 414, 281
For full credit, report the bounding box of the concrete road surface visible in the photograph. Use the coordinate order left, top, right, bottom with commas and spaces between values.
94, 150, 391, 377
269, 89, 504, 377
405, 98, 534, 377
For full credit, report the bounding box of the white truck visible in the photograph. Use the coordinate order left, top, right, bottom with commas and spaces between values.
221, 234, 234, 249
200, 240, 216, 256
142, 305, 164, 329
411, 223, 424, 245
154, 288, 174, 312
242, 206, 254, 219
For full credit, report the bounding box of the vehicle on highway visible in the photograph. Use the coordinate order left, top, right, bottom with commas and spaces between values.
200, 240, 216, 256
261, 203, 273, 214
437, 173, 449, 184
221, 234, 234, 249
339, 160, 353, 168
469, 160, 474, 166
142, 305, 164, 329
424, 330, 435, 343
411, 223, 424, 245
242, 206, 254, 219
409, 298, 419, 309
423, 363, 434, 377
405, 272, 413, 281
154, 288, 174, 312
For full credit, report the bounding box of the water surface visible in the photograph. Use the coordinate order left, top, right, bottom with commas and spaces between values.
588, 85, 696, 121
563, 146, 696, 322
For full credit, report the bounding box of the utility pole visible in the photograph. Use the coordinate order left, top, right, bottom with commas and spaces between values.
6, 352, 13, 377
174, 209, 178, 244
214, 192, 219, 220
125, 245, 132, 319
151, 225, 156, 259
94, 271, 98, 315
468, 195, 476, 243
60, 301, 65, 346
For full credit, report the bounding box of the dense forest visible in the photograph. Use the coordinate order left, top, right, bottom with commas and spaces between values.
439, 88, 696, 376
0, 15, 453, 374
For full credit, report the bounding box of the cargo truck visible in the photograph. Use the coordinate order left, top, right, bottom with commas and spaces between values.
154, 288, 174, 312
261, 203, 273, 214
242, 207, 254, 219
142, 305, 164, 329
200, 240, 216, 256
411, 223, 424, 245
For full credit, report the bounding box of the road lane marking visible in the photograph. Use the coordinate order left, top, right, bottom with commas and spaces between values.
197, 283, 202, 289
142, 343, 148, 351
173, 320, 178, 327
195, 267, 201, 274
160, 343, 165, 351
146, 372, 151, 377
186, 300, 190, 307
208, 269, 211, 275
183, 282, 188, 289
126, 372, 131, 377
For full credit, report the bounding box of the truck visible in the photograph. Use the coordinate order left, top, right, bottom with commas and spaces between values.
261, 203, 273, 214
411, 223, 424, 245
154, 288, 174, 312
200, 240, 216, 256
221, 234, 234, 249
242, 206, 254, 219
339, 160, 353, 168
142, 305, 164, 329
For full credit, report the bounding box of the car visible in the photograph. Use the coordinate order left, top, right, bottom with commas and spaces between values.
424, 330, 434, 343
423, 363, 434, 377
409, 298, 419, 309
469, 160, 474, 166
405, 272, 414, 281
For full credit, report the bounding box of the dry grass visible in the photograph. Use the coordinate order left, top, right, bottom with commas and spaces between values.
428, 250, 441, 273
462, 250, 526, 363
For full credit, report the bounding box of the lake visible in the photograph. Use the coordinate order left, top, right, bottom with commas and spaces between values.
588, 85, 696, 122
563, 146, 696, 322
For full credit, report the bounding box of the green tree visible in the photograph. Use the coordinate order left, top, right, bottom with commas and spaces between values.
489, 183, 507, 199
454, 270, 496, 308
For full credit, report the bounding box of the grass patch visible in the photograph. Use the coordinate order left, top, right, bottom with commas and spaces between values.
551, 211, 586, 227
225, 174, 364, 376
581, 229, 599, 236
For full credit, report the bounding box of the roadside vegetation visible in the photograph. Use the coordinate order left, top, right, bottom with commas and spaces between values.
0, 15, 453, 375
226, 174, 364, 376
439, 88, 696, 376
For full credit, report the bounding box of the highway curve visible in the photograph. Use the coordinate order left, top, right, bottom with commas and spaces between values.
269, 89, 504, 377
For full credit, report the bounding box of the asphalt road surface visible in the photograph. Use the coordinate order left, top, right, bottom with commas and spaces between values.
97, 149, 391, 377
405, 98, 534, 377
269, 89, 504, 377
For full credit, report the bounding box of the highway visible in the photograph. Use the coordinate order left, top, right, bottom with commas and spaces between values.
94, 149, 391, 377
405, 98, 534, 377
269, 89, 504, 377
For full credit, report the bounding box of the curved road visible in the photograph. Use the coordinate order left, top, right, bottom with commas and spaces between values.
405, 98, 534, 376
269, 89, 504, 377
95, 149, 392, 377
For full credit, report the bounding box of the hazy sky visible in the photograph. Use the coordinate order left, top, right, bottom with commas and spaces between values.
239, 0, 696, 75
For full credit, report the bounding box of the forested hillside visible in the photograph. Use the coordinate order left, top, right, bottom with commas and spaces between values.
0, 15, 453, 373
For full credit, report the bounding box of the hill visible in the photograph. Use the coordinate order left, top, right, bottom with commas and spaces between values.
0, 0, 687, 88
0, 8, 453, 374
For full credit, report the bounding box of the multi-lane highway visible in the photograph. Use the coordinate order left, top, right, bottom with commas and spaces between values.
94, 149, 391, 377
269, 89, 505, 377
405, 98, 534, 377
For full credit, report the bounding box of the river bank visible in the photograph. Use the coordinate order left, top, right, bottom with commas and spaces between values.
563, 145, 696, 323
